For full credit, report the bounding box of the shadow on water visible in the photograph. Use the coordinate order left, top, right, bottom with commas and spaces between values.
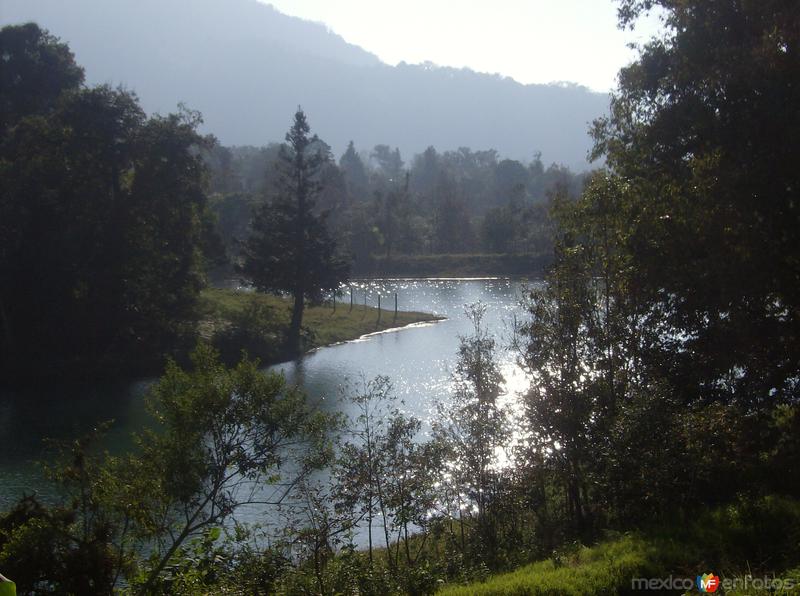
0, 379, 152, 507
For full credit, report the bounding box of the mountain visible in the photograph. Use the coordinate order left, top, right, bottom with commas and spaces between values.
0, 0, 609, 169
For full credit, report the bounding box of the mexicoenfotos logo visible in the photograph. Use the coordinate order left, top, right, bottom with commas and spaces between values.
632, 573, 797, 591
697, 573, 720, 593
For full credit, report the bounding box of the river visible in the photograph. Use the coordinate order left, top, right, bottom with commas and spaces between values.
0, 278, 536, 513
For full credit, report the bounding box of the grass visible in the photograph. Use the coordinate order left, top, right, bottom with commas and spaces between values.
197, 288, 442, 365
438, 538, 800, 596
437, 497, 800, 595
437, 535, 653, 596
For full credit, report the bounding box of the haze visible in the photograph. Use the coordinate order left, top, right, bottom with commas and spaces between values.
263, 0, 665, 92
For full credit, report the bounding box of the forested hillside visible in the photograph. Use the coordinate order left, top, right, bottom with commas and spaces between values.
0, 0, 607, 169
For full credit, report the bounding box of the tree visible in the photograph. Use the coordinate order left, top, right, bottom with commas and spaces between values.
433, 304, 508, 564
593, 0, 800, 406
240, 108, 349, 353
519, 183, 615, 538
0, 23, 84, 132
334, 377, 440, 588
370, 144, 404, 183
374, 176, 412, 259
339, 140, 368, 202
492, 159, 529, 207
125, 345, 330, 592
409, 145, 440, 197
205, 140, 583, 264
0, 428, 122, 595
207, 192, 259, 262
440, 147, 498, 215
334, 376, 396, 566
527, 152, 546, 199
0, 65, 213, 378
433, 177, 474, 253
317, 159, 347, 215
518, 0, 800, 525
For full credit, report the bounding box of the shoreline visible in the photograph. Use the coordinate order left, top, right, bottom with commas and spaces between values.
308, 318, 445, 351
201, 287, 444, 367
0, 289, 443, 393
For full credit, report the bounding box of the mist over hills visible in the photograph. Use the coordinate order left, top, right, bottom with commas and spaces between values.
1, 0, 609, 169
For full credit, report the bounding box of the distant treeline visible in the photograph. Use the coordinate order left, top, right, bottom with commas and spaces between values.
204, 141, 588, 272
353, 253, 553, 278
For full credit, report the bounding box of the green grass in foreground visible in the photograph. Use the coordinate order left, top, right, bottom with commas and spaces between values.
438, 535, 652, 596
198, 288, 442, 364
437, 497, 800, 596
438, 540, 800, 596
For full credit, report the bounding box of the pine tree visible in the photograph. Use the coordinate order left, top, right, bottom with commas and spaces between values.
241, 108, 349, 353
339, 140, 368, 202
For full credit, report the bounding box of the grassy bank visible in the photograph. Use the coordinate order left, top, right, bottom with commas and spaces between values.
352, 252, 552, 278
437, 535, 651, 596
437, 497, 800, 596
437, 538, 799, 595
198, 288, 442, 365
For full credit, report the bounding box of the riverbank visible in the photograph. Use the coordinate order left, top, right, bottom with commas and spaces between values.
198, 288, 444, 366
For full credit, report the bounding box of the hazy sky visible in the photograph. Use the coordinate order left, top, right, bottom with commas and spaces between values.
261, 0, 664, 92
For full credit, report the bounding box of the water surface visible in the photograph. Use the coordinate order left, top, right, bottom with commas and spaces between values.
0, 278, 535, 510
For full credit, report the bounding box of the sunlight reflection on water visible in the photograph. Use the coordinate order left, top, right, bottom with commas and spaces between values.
270, 278, 539, 438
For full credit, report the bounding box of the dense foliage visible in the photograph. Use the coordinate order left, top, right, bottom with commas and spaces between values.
0, 24, 215, 380
0, 345, 329, 595
596, 0, 800, 407
510, 0, 800, 545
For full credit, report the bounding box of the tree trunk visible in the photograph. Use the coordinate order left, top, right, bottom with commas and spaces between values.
143, 520, 198, 592
288, 287, 304, 354
367, 498, 374, 565
568, 463, 585, 536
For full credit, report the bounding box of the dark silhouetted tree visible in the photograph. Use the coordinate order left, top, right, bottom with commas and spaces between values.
594, 0, 800, 405
0, 23, 84, 132
0, 30, 213, 377
240, 108, 349, 353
